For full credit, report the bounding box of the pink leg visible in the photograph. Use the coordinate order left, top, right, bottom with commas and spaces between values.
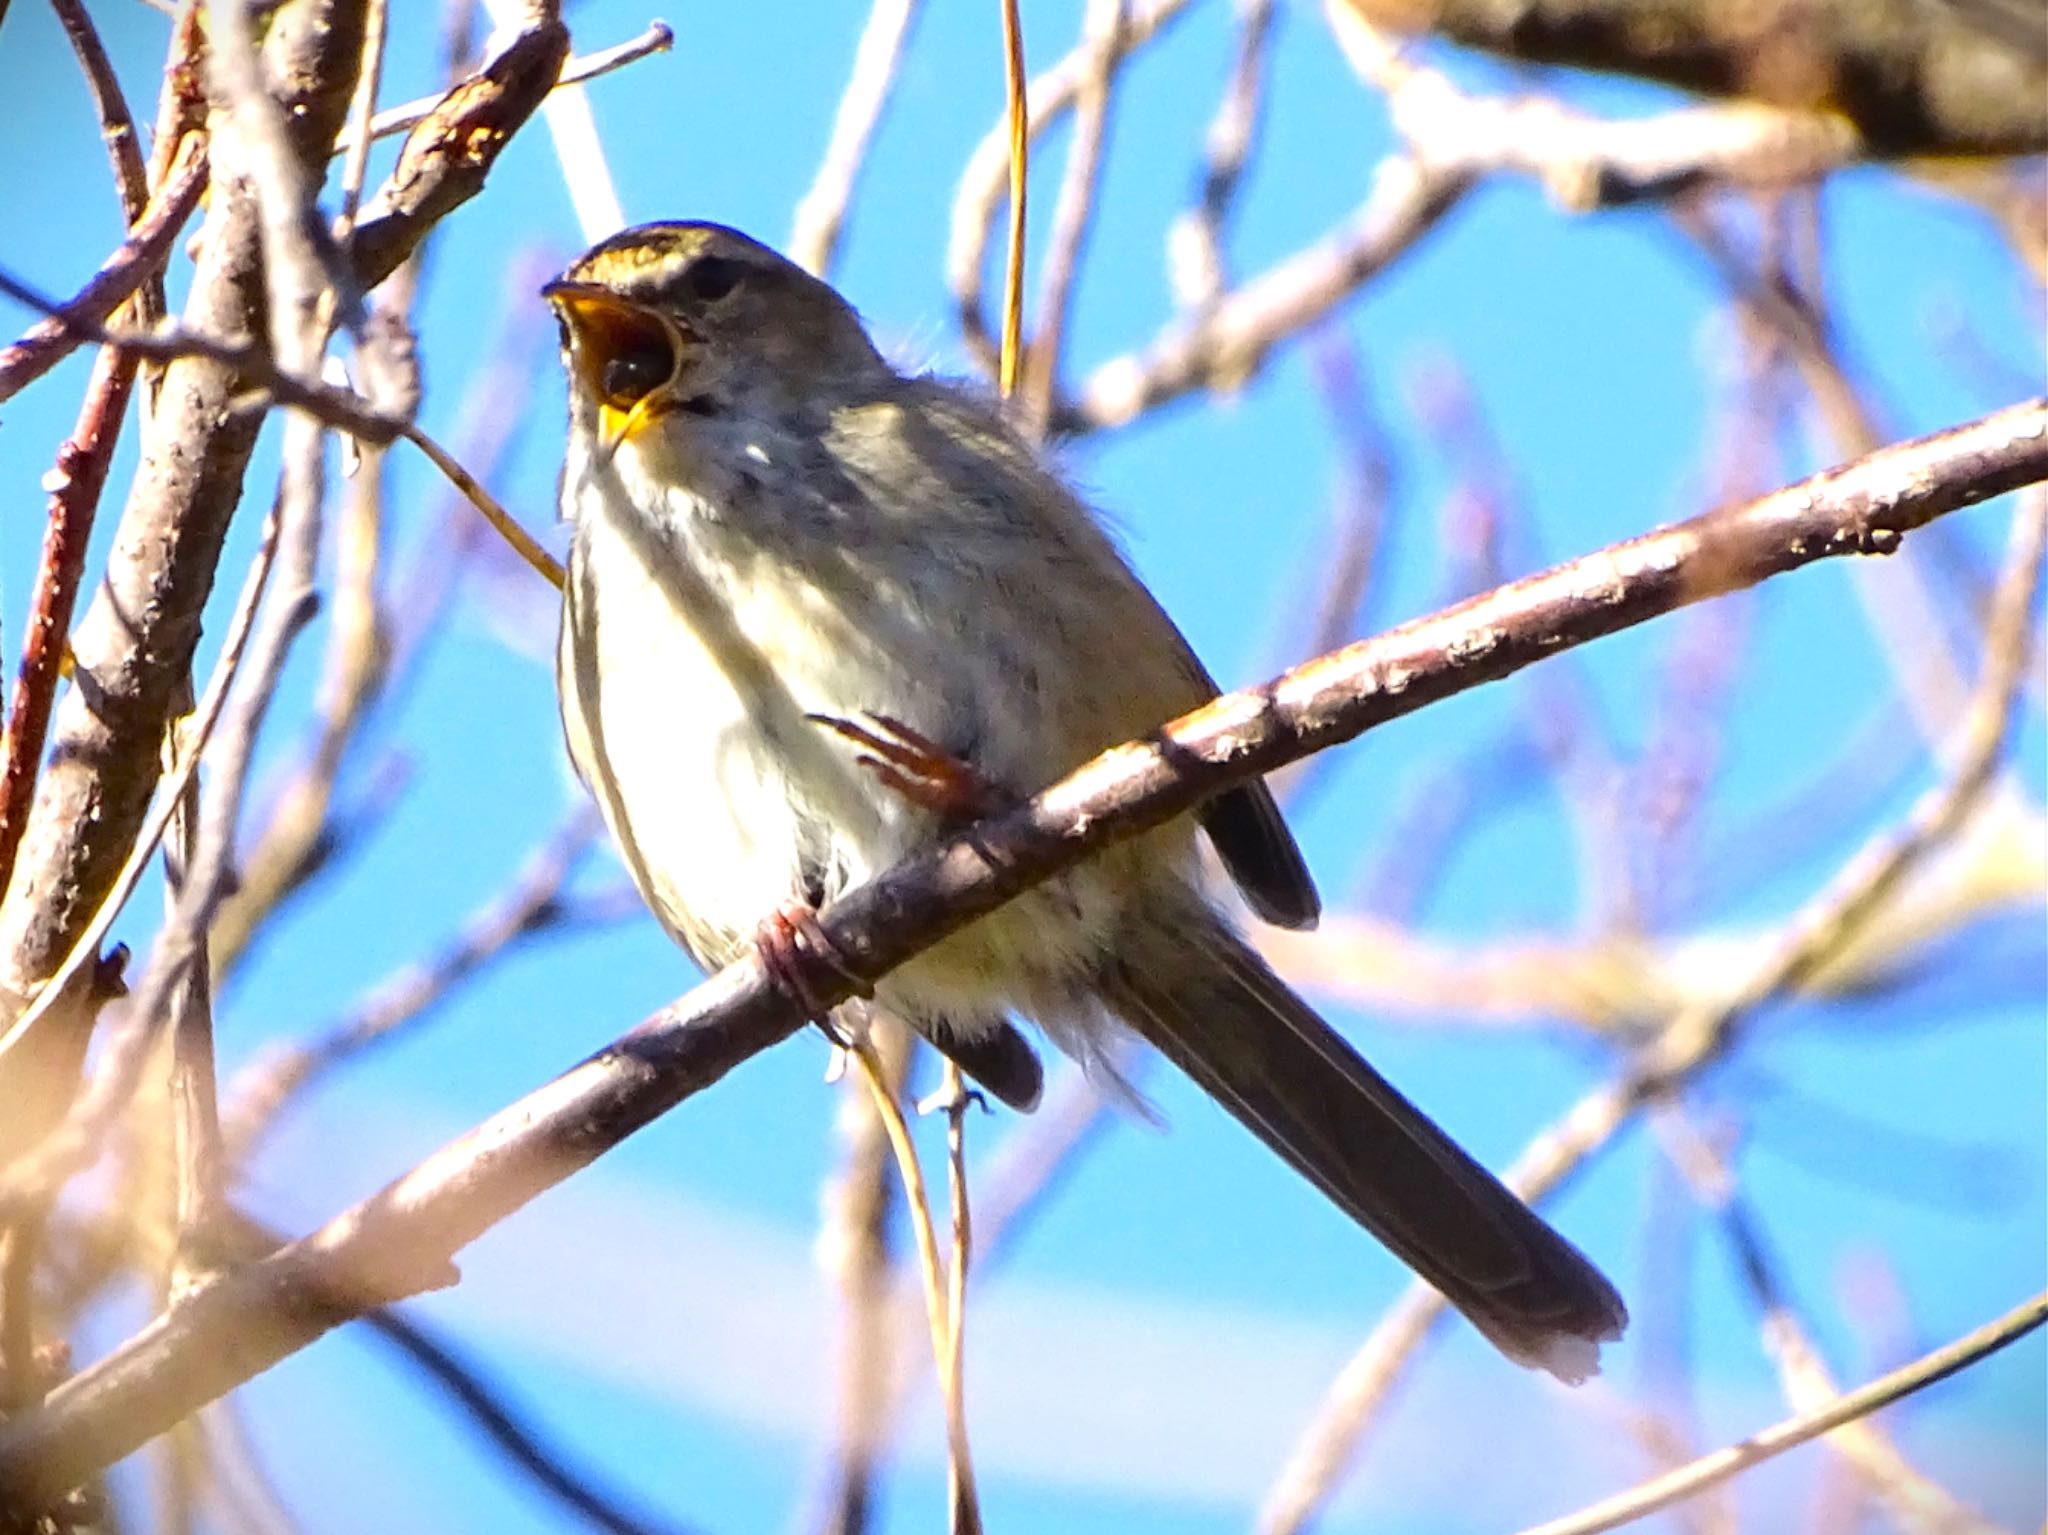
754, 898, 870, 1029
807, 711, 1009, 823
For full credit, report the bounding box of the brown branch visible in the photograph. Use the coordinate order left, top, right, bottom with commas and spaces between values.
0, 403, 2034, 1504
0, 358, 133, 910
0, 151, 211, 920
1342, 0, 2048, 158
0, 186, 196, 1190
0, 503, 290, 1208
0, 2, 569, 1164
0, 0, 369, 1175
347, 14, 570, 290
0, 108, 207, 409
51, 0, 175, 363
51, 0, 151, 221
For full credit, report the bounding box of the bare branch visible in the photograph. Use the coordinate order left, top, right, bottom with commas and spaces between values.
332, 21, 673, 159
0, 0, 369, 1110
0, 404, 2035, 1503
361, 1309, 701, 1535
1509, 1291, 2048, 1535
1055, 155, 1467, 432
1338, 0, 2048, 158
1656, 1113, 2002, 1535
788, 0, 923, 278
1018, 0, 1125, 434
1167, 0, 1276, 312
0, 127, 207, 407
347, 13, 570, 290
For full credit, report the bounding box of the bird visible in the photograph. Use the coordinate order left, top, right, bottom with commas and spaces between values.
544, 220, 1627, 1380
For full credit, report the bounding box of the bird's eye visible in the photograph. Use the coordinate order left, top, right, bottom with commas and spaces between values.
679, 255, 746, 304
596, 324, 675, 409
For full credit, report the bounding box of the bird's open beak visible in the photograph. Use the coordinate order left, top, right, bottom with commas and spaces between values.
542, 280, 686, 463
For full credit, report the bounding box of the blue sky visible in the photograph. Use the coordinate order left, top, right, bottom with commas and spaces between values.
1, 2, 2042, 1532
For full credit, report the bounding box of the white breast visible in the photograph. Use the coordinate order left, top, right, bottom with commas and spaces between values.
558, 468, 935, 963
555, 431, 1178, 1032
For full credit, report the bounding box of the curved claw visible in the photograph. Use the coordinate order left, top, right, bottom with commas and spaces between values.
754, 899, 870, 1027
805, 711, 1008, 822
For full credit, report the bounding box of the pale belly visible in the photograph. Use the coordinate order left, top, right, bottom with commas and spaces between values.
560, 490, 925, 965
556, 476, 1191, 1037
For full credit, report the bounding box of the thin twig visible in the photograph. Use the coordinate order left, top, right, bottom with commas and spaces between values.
0, 135, 207, 405
854, 1053, 1129, 1495
1056, 155, 1467, 432
1655, 1113, 2001, 1535
1677, 202, 1974, 747
335, 0, 392, 235
197, 1401, 309, 1535
0, 266, 398, 441
788, 0, 923, 278
50, 0, 153, 220
847, 1038, 980, 1534
333, 20, 672, 159
0, 351, 139, 907
1019, 0, 1124, 434
996, 0, 1028, 401
1166, 0, 1275, 314
363, 1308, 701, 1535
1512, 1292, 2048, 1535
480, 0, 620, 243
164, 757, 226, 1267
1264, 330, 1396, 814
400, 420, 564, 588
940, 1062, 976, 1535
949, 0, 1198, 377
805, 1016, 910, 1535
0, 266, 565, 589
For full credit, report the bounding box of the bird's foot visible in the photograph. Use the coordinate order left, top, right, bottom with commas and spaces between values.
915, 1076, 989, 1118
807, 711, 1009, 824
754, 899, 870, 1028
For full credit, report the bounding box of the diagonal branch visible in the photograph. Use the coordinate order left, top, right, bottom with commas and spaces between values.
0, 400, 2039, 1506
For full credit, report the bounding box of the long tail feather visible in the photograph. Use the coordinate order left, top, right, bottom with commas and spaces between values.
1103, 919, 1627, 1380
